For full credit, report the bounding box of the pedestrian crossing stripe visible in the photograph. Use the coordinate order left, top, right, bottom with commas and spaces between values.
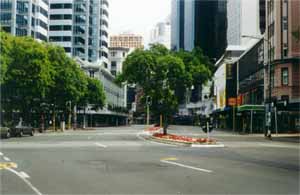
0, 162, 17, 170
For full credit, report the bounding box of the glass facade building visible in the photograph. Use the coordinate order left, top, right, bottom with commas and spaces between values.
49, 0, 109, 65
0, 0, 49, 42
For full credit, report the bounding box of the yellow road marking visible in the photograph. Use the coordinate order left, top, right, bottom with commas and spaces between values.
0, 162, 17, 170
160, 157, 178, 161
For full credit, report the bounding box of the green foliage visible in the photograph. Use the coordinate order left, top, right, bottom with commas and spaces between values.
79, 77, 106, 110
0, 31, 13, 84
117, 43, 213, 132
0, 31, 105, 121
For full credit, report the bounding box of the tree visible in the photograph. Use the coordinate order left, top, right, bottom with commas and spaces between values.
0, 31, 13, 84
0, 32, 106, 130
117, 44, 187, 134
1, 34, 54, 122
79, 77, 106, 110
173, 47, 213, 103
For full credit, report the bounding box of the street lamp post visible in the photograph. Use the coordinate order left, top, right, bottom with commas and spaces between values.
242, 35, 272, 138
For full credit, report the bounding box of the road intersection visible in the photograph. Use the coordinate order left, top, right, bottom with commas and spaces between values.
0, 125, 299, 194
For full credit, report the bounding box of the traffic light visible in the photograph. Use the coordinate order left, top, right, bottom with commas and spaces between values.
146, 96, 152, 105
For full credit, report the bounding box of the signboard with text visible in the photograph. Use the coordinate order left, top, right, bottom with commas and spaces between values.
228, 98, 237, 106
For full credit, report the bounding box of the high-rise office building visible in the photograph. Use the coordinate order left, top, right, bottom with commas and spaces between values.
171, 0, 227, 61
0, 0, 49, 42
227, 0, 261, 46
48, 0, 109, 66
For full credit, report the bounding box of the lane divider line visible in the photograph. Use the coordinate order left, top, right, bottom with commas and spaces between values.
6, 167, 43, 195
4, 157, 11, 161
0, 152, 3, 156
191, 144, 225, 148
160, 160, 213, 173
19, 171, 30, 179
94, 143, 107, 148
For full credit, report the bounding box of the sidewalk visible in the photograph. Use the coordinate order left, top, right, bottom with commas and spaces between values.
167, 126, 300, 144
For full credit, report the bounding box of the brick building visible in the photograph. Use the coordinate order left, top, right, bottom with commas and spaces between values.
261, 0, 300, 131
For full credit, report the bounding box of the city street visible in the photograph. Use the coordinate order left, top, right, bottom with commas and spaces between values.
0, 125, 299, 195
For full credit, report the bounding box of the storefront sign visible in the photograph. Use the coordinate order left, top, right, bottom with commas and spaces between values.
228, 98, 237, 106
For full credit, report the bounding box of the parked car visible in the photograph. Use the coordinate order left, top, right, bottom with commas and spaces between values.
0, 126, 11, 139
10, 121, 34, 137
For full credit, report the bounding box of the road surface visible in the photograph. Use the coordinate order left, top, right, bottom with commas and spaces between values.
0, 125, 299, 194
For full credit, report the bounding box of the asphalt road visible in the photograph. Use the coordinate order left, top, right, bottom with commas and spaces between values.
0, 125, 299, 195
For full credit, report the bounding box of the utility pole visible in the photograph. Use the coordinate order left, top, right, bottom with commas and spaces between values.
146, 96, 151, 126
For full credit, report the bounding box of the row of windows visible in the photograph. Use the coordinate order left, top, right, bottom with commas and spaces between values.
0, 1, 11, 9
50, 14, 72, 20
16, 1, 29, 13
270, 67, 289, 88
0, 12, 11, 24
36, 32, 47, 41
101, 20, 108, 27
63, 47, 71, 52
50, 3, 72, 9
49, 36, 71, 42
16, 14, 28, 26
50, 25, 71, 31
39, 6, 48, 18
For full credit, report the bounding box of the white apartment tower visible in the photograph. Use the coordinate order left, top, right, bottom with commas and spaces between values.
0, 0, 49, 42
149, 18, 171, 49
49, 0, 109, 66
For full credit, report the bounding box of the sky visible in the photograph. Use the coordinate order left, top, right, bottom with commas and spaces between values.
109, 0, 171, 47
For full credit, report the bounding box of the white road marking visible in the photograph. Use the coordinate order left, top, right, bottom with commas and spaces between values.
259, 143, 299, 149
0, 152, 3, 156
191, 144, 225, 148
6, 168, 42, 195
161, 160, 213, 173
3, 157, 11, 161
19, 171, 30, 179
94, 143, 107, 148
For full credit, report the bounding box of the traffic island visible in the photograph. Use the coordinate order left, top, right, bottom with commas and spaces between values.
147, 132, 225, 147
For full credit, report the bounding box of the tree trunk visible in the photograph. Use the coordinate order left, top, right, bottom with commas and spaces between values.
83, 107, 86, 129
163, 115, 168, 135
40, 113, 45, 132
73, 105, 77, 130
52, 111, 56, 131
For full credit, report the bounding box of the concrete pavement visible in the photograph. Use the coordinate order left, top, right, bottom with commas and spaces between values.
0, 125, 299, 194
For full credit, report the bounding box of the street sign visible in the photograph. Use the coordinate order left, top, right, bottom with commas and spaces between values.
237, 95, 242, 106
228, 98, 237, 106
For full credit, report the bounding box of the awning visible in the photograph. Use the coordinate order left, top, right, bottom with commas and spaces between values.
238, 105, 265, 112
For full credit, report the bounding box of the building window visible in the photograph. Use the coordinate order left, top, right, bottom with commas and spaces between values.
64, 47, 71, 52
111, 61, 117, 68
281, 68, 288, 85
0, 1, 12, 10
0, 13, 11, 24
50, 4, 63, 9
39, 7, 48, 17
270, 69, 275, 88
50, 25, 61, 31
283, 48, 288, 57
